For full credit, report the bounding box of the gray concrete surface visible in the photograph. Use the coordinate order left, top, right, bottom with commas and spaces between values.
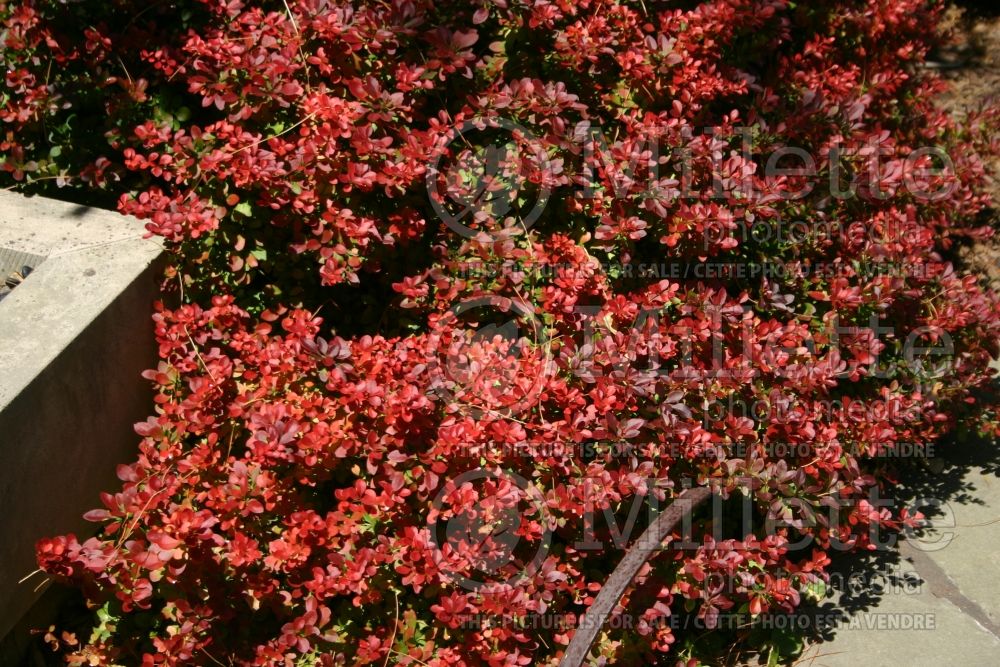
800, 439, 1000, 666
0, 191, 163, 648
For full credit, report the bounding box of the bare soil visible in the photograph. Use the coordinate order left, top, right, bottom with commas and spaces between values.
940, 3, 1000, 291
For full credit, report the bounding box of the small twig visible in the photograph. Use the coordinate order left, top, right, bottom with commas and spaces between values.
383, 590, 400, 667
18, 568, 44, 585
958, 516, 1000, 528
793, 646, 846, 666
232, 111, 318, 154
184, 324, 220, 386
386, 647, 432, 667
200, 648, 228, 667
920, 59, 970, 70
452, 403, 531, 425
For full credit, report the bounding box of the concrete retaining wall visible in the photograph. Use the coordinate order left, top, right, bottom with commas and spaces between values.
0, 192, 163, 647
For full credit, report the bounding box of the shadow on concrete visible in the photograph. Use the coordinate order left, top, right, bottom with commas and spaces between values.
786, 419, 1000, 661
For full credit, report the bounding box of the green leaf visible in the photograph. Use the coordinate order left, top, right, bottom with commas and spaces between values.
773, 627, 804, 660
803, 579, 827, 603
360, 513, 379, 534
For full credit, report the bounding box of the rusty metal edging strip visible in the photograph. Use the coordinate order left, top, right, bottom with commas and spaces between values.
559, 486, 713, 667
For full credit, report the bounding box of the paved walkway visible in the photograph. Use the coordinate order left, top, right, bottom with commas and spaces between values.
798, 405, 1000, 666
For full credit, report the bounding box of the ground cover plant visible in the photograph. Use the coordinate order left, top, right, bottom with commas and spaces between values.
3, 0, 1000, 664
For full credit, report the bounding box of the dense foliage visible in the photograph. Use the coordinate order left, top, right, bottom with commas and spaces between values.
3, 0, 999, 664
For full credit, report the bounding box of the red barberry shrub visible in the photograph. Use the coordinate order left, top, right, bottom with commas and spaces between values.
4, 0, 1000, 664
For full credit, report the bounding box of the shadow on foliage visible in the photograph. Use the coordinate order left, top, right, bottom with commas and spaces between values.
955, 0, 1000, 18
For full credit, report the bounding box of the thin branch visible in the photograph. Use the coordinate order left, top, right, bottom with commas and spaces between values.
559, 486, 713, 667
